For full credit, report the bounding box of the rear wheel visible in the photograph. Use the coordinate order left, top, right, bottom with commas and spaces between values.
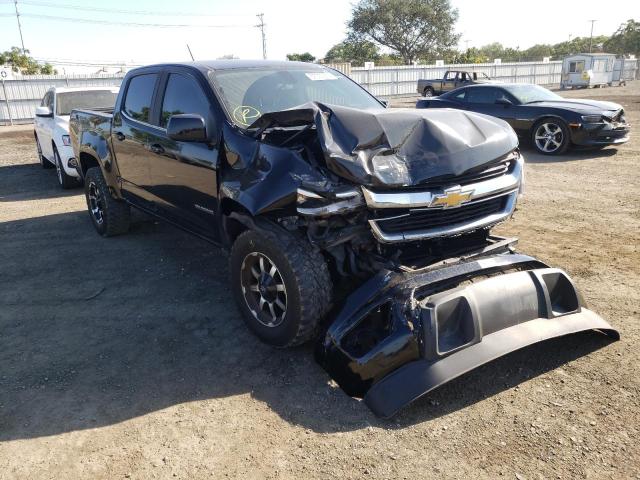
230, 229, 332, 347
531, 119, 570, 155
54, 146, 78, 189
84, 167, 130, 236
423, 86, 434, 97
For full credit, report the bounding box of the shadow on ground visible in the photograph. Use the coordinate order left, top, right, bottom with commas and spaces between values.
0, 208, 615, 440
0, 162, 82, 201
522, 145, 619, 164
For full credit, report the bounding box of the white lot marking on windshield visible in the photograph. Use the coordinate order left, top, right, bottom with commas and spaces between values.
305, 72, 338, 81
232, 105, 261, 126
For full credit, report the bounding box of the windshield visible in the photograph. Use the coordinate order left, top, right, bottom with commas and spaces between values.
210, 67, 382, 127
56, 90, 118, 116
504, 84, 563, 104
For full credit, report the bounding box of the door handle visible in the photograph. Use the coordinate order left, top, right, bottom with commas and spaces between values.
115, 131, 125, 141
149, 144, 165, 155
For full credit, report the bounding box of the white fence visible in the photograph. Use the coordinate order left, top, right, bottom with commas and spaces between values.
2, 59, 638, 125
1, 74, 124, 125
351, 61, 565, 97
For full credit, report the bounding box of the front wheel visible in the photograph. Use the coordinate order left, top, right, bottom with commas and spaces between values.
35, 135, 53, 169
54, 146, 78, 189
84, 167, 130, 236
423, 86, 434, 97
230, 229, 332, 347
531, 119, 570, 155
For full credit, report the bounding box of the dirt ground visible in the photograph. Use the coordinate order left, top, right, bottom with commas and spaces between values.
1, 83, 638, 480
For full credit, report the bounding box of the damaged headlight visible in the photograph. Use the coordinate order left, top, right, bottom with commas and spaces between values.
297, 187, 364, 217
371, 151, 411, 186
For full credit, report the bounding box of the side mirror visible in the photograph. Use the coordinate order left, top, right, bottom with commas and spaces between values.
167, 114, 207, 142
495, 98, 512, 107
35, 106, 52, 117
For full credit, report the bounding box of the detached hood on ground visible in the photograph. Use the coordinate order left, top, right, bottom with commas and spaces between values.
250, 102, 518, 188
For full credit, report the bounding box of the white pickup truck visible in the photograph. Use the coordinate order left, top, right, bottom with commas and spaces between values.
34, 86, 119, 188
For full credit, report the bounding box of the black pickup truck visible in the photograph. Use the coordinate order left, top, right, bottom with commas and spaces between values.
70, 60, 617, 417
417, 70, 492, 97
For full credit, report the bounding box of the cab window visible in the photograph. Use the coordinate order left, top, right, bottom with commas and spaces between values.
123, 73, 158, 123
160, 73, 210, 128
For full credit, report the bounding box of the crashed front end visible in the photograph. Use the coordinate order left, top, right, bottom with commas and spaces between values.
315, 249, 619, 418
240, 102, 618, 417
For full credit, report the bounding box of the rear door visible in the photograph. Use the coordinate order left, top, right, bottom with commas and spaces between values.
111, 71, 161, 203
143, 68, 220, 238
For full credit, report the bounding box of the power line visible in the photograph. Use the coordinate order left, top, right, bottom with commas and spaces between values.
7, 12, 256, 28
7, 0, 253, 17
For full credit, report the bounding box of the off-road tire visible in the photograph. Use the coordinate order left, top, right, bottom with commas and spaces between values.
84, 167, 130, 236
54, 146, 78, 189
35, 135, 53, 169
230, 228, 333, 348
423, 86, 435, 97
531, 118, 571, 155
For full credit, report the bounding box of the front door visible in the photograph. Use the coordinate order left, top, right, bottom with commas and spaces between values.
145, 71, 219, 238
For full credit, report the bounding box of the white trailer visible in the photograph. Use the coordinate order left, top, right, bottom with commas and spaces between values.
560, 53, 615, 89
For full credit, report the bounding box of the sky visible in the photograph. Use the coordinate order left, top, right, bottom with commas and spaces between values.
0, 0, 638, 73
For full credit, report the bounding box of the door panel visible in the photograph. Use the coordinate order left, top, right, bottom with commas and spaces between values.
38, 92, 54, 159
146, 72, 219, 238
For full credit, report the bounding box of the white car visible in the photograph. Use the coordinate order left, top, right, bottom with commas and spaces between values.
34, 86, 119, 188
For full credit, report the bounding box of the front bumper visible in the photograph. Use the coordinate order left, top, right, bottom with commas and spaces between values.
571, 122, 630, 147
316, 252, 618, 417
59, 144, 80, 177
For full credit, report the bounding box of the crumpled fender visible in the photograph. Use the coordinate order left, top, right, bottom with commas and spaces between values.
315, 252, 619, 418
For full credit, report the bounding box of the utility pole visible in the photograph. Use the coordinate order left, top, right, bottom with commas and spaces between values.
14, 0, 26, 54
588, 19, 596, 53
256, 13, 266, 60
464, 39, 471, 50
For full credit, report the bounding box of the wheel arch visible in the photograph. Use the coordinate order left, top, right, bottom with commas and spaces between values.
220, 198, 253, 247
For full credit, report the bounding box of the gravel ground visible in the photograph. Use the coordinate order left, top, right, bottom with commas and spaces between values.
0, 83, 638, 479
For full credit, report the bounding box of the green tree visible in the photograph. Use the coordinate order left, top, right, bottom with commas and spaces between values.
348, 0, 460, 64
286, 52, 316, 62
0, 46, 57, 74
605, 19, 640, 56
324, 38, 380, 66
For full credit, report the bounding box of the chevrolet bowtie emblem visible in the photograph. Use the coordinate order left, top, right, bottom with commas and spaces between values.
430, 187, 474, 208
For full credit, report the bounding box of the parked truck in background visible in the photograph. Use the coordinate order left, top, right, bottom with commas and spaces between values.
417, 70, 492, 97
69, 60, 617, 417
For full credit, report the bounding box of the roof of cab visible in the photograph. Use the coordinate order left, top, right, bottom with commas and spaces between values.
129, 59, 327, 74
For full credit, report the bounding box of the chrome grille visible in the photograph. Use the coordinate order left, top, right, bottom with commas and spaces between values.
374, 196, 507, 234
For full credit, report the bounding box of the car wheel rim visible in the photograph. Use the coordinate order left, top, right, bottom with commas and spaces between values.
424, 89, 432, 97
240, 252, 287, 328
55, 152, 63, 184
87, 181, 105, 225
534, 123, 563, 153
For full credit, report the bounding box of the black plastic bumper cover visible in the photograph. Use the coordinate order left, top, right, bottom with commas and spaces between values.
316, 253, 619, 418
